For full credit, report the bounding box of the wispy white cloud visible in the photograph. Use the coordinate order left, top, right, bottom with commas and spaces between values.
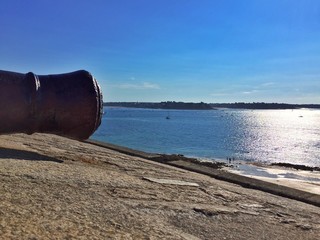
115, 82, 160, 90
260, 82, 275, 87
241, 90, 259, 95
211, 85, 263, 97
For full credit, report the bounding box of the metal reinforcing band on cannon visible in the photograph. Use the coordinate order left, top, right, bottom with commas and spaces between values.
0, 70, 103, 140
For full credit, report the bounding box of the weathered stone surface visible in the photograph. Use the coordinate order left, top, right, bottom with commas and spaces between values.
0, 133, 319, 239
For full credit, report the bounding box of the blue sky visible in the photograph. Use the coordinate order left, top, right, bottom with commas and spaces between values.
1, 0, 320, 103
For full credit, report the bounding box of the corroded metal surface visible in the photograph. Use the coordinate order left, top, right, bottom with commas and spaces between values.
0, 70, 103, 140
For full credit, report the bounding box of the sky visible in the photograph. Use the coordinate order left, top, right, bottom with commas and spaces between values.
1, 0, 320, 104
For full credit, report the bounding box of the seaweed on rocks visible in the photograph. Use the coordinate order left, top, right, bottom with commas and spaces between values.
271, 162, 320, 171
152, 154, 226, 169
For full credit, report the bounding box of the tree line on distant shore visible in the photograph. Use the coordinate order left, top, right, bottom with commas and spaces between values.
104, 101, 213, 110
104, 101, 320, 110
210, 102, 320, 109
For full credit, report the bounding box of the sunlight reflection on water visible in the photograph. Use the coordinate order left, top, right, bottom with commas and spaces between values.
231, 109, 320, 166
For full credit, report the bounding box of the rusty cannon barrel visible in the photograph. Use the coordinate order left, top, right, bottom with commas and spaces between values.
0, 69, 103, 140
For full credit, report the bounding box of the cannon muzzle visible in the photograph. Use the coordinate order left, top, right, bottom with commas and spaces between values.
0, 70, 103, 140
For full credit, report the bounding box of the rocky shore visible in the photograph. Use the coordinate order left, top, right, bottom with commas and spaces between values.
0, 134, 319, 239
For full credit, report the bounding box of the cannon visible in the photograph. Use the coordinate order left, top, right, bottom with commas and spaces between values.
0, 69, 103, 140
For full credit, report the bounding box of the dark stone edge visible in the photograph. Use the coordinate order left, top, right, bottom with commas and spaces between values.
84, 139, 320, 208
85, 139, 160, 159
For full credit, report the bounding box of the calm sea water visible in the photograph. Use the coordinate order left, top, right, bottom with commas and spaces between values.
92, 107, 320, 167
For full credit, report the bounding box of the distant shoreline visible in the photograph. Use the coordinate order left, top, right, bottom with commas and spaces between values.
104, 101, 320, 110
104, 101, 214, 110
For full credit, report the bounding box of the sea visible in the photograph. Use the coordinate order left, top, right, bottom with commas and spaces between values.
91, 107, 320, 167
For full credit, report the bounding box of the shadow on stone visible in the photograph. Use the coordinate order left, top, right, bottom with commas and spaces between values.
0, 147, 63, 163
